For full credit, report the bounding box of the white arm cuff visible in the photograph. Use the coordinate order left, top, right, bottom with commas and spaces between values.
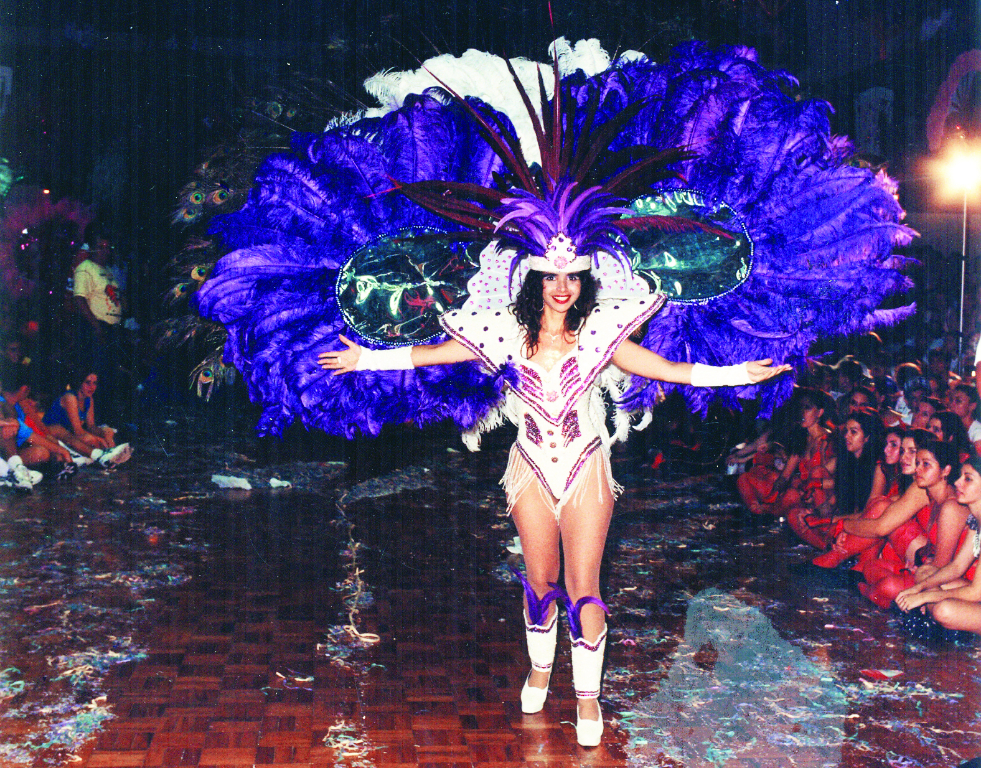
355, 346, 414, 371
690, 362, 752, 387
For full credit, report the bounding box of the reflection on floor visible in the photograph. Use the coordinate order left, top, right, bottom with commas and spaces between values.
1, 417, 980, 767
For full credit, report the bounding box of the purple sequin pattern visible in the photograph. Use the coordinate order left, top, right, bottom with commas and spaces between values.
525, 414, 543, 446
562, 410, 581, 447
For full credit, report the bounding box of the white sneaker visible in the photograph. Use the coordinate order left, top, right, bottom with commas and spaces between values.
99, 443, 132, 466
59, 441, 94, 466
8, 461, 35, 491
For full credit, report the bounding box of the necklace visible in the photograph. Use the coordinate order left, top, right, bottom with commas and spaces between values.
543, 328, 565, 344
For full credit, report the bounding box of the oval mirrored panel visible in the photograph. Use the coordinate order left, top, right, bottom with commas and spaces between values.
623, 189, 753, 302
337, 227, 481, 346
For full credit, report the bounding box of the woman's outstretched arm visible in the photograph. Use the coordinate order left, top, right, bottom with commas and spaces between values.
318, 335, 477, 375
610, 338, 790, 384
840, 482, 927, 536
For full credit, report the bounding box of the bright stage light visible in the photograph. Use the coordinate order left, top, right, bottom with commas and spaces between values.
937, 140, 981, 196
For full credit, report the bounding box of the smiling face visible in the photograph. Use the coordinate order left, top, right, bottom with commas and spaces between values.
541, 272, 581, 315
883, 432, 902, 466
915, 449, 949, 489
955, 463, 981, 506
899, 437, 918, 475
843, 418, 869, 457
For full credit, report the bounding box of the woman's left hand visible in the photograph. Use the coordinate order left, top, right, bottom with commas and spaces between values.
746, 359, 792, 383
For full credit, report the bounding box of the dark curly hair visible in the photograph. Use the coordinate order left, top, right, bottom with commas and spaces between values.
512, 270, 597, 356
835, 407, 884, 515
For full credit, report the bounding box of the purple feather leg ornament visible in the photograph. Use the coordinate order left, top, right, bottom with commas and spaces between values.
562, 592, 611, 640
509, 566, 564, 625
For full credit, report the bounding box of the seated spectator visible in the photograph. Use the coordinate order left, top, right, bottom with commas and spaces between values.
927, 346, 957, 391
0, 376, 74, 487
814, 426, 917, 569
873, 374, 901, 411
839, 385, 877, 423
911, 395, 944, 430
833, 356, 867, 400
847, 441, 970, 608
896, 454, 981, 635
894, 362, 924, 423
42, 371, 131, 466
787, 408, 882, 548
948, 383, 981, 455
736, 388, 834, 517
928, 409, 973, 461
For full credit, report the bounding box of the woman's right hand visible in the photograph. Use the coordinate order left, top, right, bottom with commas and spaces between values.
317, 335, 362, 375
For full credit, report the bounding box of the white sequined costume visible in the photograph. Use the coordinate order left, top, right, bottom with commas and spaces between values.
441, 295, 666, 519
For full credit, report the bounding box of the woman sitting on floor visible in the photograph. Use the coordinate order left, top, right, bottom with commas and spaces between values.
927, 410, 973, 462
948, 384, 981, 457
736, 388, 834, 517
846, 440, 970, 608
896, 453, 981, 636
42, 371, 131, 466
787, 407, 882, 549
813, 425, 917, 569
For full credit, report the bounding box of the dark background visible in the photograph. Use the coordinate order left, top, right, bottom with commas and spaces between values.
0, 1, 976, 440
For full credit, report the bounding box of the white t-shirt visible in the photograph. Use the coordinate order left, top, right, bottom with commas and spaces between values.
74, 259, 122, 324
969, 420, 981, 445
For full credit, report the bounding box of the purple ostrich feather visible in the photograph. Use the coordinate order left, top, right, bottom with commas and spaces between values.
495, 181, 633, 277
196, 42, 915, 438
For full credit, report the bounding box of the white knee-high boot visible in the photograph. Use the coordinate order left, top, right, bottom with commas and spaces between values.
566, 593, 610, 747
521, 609, 557, 713
511, 567, 562, 714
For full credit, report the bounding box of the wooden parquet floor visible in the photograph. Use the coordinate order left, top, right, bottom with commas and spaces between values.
70, 460, 634, 768
7, 440, 980, 768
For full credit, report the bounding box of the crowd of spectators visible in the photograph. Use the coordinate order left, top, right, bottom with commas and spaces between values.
728, 338, 981, 641
1, 222, 134, 491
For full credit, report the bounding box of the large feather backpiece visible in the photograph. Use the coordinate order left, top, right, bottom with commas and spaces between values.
195, 41, 915, 437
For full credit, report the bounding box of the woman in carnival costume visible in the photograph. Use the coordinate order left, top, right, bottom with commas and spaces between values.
195, 40, 914, 745
320, 233, 786, 745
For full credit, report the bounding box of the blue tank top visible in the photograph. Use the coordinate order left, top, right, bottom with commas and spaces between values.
43, 394, 91, 432
0, 395, 33, 447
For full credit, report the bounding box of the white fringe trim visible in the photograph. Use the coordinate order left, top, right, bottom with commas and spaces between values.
501, 445, 621, 522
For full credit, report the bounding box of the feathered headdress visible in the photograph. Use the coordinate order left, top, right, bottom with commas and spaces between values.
393, 56, 700, 279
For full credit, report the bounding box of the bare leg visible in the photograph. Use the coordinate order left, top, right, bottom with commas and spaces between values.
509, 457, 561, 692
0, 435, 17, 461
558, 457, 615, 722
18, 445, 50, 466
930, 599, 981, 633
43, 424, 99, 457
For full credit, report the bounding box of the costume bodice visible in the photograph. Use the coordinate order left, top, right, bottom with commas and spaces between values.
440, 295, 666, 500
